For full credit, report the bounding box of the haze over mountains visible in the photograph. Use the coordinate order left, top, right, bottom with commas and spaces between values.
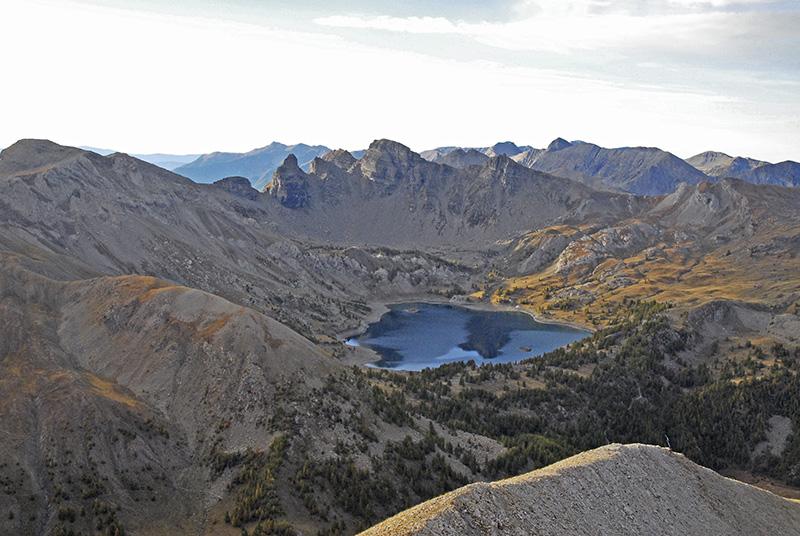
175, 142, 332, 190
82, 146, 201, 171
1, 137, 800, 535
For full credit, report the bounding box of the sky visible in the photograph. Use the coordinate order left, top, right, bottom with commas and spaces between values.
1, 0, 798, 161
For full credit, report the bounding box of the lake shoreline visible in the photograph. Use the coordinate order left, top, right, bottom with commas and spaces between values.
338, 296, 594, 340
338, 296, 592, 369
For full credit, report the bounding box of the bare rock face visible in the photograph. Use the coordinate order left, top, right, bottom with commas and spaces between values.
506, 228, 582, 275
357, 139, 429, 184
360, 444, 800, 536
213, 175, 260, 200
320, 148, 358, 171
511, 147, 544, 167
651, 180, 754, 237
269, 154, 311, 208
554, 222, 660, 275
546, 137, 572, 152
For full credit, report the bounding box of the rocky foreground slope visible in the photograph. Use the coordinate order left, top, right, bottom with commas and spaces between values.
361, 444, 800, 536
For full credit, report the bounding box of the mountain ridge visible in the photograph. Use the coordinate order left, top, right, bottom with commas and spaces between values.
687, 151, 800, 187
175, 141, 331, 189
421, 138, 709, 195
360, 443, 800, 536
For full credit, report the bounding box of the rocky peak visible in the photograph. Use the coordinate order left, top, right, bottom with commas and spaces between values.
486, 141, 524, 157
213, 176, 260, 200
368, 139, 415, 159
268, 154, 311, 208
319, 148, 357, 172
432, 148, 489, 169
358, 139, 425, 182
650, 179, 752, 236
546, 137, 572, 152
0, 139, 86, 176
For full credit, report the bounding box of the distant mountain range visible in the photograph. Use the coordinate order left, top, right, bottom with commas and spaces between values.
422, 139, 705, 195
174, 142, 331, 190
687, 150, 800, 188
82, 146, 201, 171
85, 140, 799, 195
423, 140, 800, 195
83, 143, 333, 190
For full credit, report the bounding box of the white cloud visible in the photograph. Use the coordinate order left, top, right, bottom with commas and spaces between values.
314, 15, 459, 34
0, 0, 797, 162
315, 8, 773, 55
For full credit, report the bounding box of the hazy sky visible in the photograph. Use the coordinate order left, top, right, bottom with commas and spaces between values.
2, 0, 798, 161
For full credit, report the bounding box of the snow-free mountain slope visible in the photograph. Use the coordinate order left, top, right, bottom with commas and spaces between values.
361, 444, 800, 536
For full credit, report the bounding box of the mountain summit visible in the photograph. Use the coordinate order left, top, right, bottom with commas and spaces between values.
687, 151, 800, 187
422, 138, 710, 195
361, 444, 800, 536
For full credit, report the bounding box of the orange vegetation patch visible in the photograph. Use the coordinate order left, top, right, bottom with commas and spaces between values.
0, 360, 76, 396
495, 236, 800, 329
104, 275, 185, 304
197, 313, 234, 342
85, 373, 141, 409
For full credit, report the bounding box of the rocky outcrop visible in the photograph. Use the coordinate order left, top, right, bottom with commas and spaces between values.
213, 175, 260, 200
269, 154, 312, 208
320, 148, 358, 171
553, 222, 660, 275
357, 139, 431, 184
510, 147, 544, 167
360, 444, 800, 536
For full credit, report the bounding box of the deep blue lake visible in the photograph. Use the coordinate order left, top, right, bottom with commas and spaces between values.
346, 302, 589, 371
